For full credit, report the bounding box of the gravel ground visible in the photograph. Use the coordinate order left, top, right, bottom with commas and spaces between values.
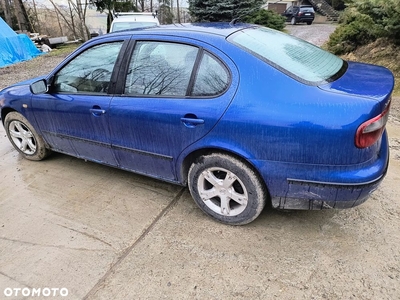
1, 24, 399, 299
0, 52, 71, 90
286, 23, 337, 46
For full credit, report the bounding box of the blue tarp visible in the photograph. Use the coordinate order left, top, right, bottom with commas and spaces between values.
0, 17, 42, 68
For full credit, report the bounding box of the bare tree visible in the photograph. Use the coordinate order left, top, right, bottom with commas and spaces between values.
39, 5, 65, 37
1, 0, 33, 31
176, 0, 180, 23
0, 0, 13, 25
48, 0, 90, 41
74, 0, 90, 40
31, 0, 41, 33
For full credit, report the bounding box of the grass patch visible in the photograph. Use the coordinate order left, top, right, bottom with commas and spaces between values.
0, 43, 80, 79
47, 43, 81, 58
341, 38, 400, 96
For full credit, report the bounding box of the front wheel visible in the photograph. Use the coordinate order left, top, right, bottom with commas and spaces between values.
4, 112, 51, 161
188, 153, 267, 225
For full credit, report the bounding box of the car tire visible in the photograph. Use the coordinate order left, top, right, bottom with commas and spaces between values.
291, 17, 297, 25
4, 112, 51, 161
188, 153, 267, 225
307, 21, 312, 25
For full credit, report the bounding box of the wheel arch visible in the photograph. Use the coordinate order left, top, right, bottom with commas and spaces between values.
3, 110, 52, 160
178, 147, 271, 201
1, 107, 17, 125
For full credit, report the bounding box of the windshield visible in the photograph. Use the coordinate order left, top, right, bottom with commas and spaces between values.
111, 21, 157, 32
228, 27, 345, 84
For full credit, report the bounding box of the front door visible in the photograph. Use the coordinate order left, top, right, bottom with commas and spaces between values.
32, 41, 125, 166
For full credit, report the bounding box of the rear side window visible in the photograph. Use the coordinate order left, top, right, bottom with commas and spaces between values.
228, 27, 344, 84
192, 52, 229, 96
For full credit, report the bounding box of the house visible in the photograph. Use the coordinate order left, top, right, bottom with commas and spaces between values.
264, 0, 296, 14
265, 0, 339, 21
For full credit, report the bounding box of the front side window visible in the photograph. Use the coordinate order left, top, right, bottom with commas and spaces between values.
228, 27, 345, 84
53, 42, 123, 94
125, 41, 198, 96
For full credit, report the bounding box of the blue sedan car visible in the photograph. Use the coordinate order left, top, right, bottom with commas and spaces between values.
0, 23, 393, 225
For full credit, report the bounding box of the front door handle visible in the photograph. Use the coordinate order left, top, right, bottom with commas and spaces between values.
90, 105, 106, 117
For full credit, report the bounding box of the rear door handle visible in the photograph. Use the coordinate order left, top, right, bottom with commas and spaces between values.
181, 117, 205, 128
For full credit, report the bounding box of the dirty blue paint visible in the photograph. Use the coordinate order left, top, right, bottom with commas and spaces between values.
0, 23, 394, 210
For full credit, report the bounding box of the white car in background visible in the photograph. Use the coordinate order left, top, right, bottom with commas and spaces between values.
110, 12, 160, 32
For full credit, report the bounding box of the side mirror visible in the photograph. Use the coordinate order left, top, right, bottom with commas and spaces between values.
30, 79, 48, 94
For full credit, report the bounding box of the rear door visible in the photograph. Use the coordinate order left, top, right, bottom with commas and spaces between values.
283, 6, 294, 20
109, 37, 239, 181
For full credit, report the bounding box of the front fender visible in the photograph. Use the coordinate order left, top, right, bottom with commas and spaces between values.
0, 85, 37, 129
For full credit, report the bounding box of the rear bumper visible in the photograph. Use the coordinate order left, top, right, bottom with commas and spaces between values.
271, 169, 386, 209
251, 132, 389, 210
296, 16, 314, 22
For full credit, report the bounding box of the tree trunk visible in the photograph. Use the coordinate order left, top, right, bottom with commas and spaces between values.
67, 0, 76, 38
57, 5, 64, 36
74, 0, 89, 41
32, 0, 41, 33
14, 0, 34, 32
0, 0, 13, 26
176, 0, 180, 23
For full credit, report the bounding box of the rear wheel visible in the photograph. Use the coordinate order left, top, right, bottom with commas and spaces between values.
188, 153, 267, 225
307, 21, 312, 25
291, 17, 297, 25
4, 112, 51, 161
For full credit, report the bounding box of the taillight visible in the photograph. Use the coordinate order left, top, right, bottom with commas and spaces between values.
355, 100, 391, 148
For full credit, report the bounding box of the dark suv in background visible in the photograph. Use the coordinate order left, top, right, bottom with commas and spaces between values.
282, 5, 315, 25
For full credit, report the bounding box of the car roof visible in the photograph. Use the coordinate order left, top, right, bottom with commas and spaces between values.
106, 22, 256, 38
114, 12, 156, 17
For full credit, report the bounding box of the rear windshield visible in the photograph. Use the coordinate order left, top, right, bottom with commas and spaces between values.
227, 27, 345, 85
300, 7, 314, 12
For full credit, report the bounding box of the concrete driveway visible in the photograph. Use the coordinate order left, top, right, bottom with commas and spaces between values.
1, 121, 400, 299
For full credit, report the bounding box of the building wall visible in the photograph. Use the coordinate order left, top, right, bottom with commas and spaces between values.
267, 3, 288, 14
265, 1, 309, 13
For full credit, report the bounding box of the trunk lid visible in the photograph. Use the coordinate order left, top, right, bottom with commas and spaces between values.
319, 61, 394, 104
